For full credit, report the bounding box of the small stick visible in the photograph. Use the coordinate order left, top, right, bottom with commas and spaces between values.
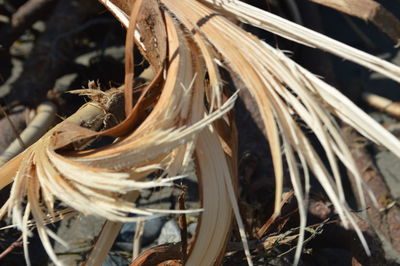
0, 101, 56, 166
0, 0, 57, 48
362, 92, 400, 118
0, 105, 26, 150
256, 190, 294, 239
132, 219, 145, 259
0, 236, 23, 260
177, 185, 188, 263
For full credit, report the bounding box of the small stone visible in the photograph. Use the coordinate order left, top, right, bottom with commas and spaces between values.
187, 222, 197, 238
117, 216, 166, 250
157, 220, 181, 245
102, 253, 129, 266
54, 73, 78, 92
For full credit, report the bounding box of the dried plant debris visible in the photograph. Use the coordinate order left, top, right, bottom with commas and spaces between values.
0, 0, 399, 265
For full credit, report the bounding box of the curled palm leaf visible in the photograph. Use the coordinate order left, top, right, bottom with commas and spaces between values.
0, 0, 400, 265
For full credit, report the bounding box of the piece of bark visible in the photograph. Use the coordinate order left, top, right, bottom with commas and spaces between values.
343, 126, 400, 254
3, 0, 102, 106
307, 0, 400, 44
0, 0, 58, 49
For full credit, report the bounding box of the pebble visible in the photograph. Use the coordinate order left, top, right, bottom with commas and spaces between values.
116, 216, 166, 250
102, 253, 129, 266
187, 222, 197, 238
157, 220, 181, 245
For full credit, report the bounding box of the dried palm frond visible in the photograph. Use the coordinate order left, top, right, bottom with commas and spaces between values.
1, 0, 400, 265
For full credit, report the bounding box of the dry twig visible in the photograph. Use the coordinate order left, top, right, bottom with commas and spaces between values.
0, 0, 57, 48
177, 186, 188, 263
0, 236, 23, 260
344, 127, 400, 253
362, 92, 400, 118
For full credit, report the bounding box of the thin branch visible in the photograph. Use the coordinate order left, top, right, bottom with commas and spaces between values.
362, 92, 400, 118
0, 105, 26, 151
177, 185, 188, 263
0, 0, 57, 48
0, 102, 56, 166
344, 127, 400, 253
0, 236, 23, 260
132, 219, 145, 259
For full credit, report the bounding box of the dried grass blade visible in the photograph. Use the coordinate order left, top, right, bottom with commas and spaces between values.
201, 0, 400, 82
